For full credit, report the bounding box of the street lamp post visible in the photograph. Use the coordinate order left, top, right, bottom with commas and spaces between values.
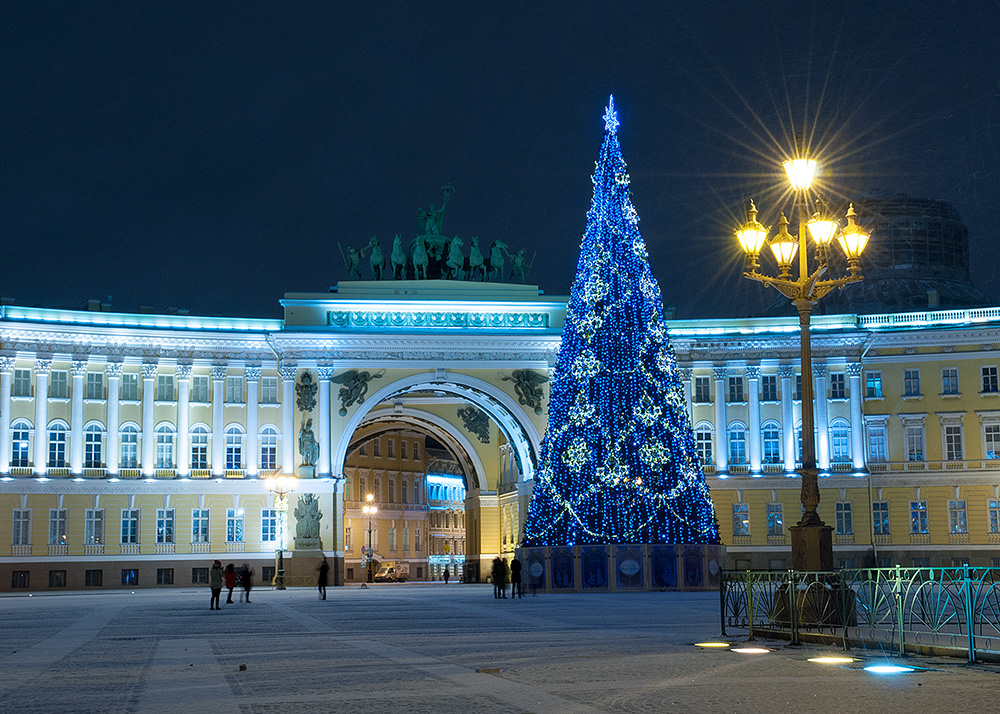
735, 152, 871, 571
265, 476, 296, 589
361, 493, 377, 588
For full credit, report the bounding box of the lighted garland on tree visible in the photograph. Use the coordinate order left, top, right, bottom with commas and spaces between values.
522, 97, 720, 546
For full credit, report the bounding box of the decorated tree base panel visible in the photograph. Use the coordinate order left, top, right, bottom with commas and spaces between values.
515, 543, 723, 592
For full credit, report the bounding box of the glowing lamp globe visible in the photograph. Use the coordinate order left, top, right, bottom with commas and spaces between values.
807, 213, 839, 246
768, 213, 798, 272
783, 157, 817, 190
736, 199, 769, 256
837, 203, 870, 260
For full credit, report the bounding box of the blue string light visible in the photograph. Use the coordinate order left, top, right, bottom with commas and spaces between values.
523, 97, 720, 547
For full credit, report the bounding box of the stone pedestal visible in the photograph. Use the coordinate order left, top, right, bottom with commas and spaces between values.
789, 523, 834, 571
298, 465, 315, 479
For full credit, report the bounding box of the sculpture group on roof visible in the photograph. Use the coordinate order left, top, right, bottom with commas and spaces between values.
339, 185, 534, 283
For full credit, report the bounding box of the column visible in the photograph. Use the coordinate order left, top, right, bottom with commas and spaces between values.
847, 362, 866, 471
245, 365, 260, 476
141, 363, 158, 476
176, 364, 192, 475
69, 359, 87, 475
677, 368, 693, 420
106, 361, 123, 474
779, 365, 796, 472
33, 359, 51, 476
745, 366, 762, 475
713, 367, 728, 473
813, 364, 830, 470
317, 367, 333, 478
279, 364, 296, 474
211, 364, 228, 476
0, 356, 14, 474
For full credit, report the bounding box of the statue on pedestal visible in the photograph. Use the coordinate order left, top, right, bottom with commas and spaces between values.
298, 418, 320, 467
293, 493, 323, 549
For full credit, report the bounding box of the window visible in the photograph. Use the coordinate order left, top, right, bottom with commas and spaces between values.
373, 439, 381, 457
413, 442, 420, 460
402, 480, 409, 504
120, 425, 139, 468
13, 368, 31, 397
85, 509, 104, 545
121, 373, 138, 401
374, 478, 380, 501
86, 372, 104, 400
262, 509, 277, 542
761, 375, 777, 402
11, 571, 29, 588
766, 504, 783, 536
910, 501, 928, 534
156, 375, 174, 401
13, 509, 30, 545
732, 503, 750, 537
866, 421, 888, 463
156, 509, 174, 544
983, 366, 999, 394
121, 569, 138, 586
694, 376, 711, 403
728, 376, 744, 402
261, 376, 279, 404
389, 527, 396, 551
905, 423, 925, 462
225, 376, 243, 403
415, 528, 421, 551
944, 422, 963, 461
795, 422, 803, 462
949, 500, 968, 534
402, 527, 409, 552
904, 369, 921, 397
830, 418, 851, 463
192, 509, 210, 543
47, 423, 67, 467
387, 439, 395, 458
156, 568, 174, 585
84, 424, 103, 468
260, 426, 278, 470
985, 424, 1000, 459
728, 423, 747, 465
414, 481, 420, 504
85, 569, 103, 587
50, 370, 68, 398
121, 509, 139, 544
990, 500, 1000, 534
942, 368, 959, 395
795, 374, 802, 400
400, 441, 407, 460
835, 502, 853, 535
49, 509, 67, 545
191, 568, 209, 584
155, 425, 175, 469
873, 502, 890, 536
192, 375, 210, 403
345, 526, 353, 551
695, 423, 713, 465
227, 508, 244, 543
388, 479, 395, 503
359, 443, 367, 456
865, 371, 883, 398
49, 570, 67, 588
830, 373, 846, 399
11, 419, 31, 467
225, 427, 243, 469
762, 421, 781, 464
191, 426, 209, 469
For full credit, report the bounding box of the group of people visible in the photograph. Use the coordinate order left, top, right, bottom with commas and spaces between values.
491, 556, 522, 599
209, 561, 254, 610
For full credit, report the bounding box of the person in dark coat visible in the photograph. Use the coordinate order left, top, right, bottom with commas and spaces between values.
443, 567, 450, 584
209, 560, 224, 610
240, 563, 254, 603
224, 563, 237, 604
510, 557, 522, 599
491, 557, 501, 598
317, 556, 330, 600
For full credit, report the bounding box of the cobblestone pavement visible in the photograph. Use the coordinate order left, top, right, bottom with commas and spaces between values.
2, 584, 1000, 713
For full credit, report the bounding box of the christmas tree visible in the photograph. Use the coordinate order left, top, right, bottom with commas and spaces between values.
522, 97, 720, 547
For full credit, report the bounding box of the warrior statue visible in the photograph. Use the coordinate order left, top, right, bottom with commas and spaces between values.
298, 418, 320, 467
417, 184, 454, 236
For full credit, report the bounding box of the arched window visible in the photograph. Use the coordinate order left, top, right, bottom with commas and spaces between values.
259, 425, 278, 471
120, 424, 139, 468
226, 426, 244, 470
694, 422, 714, 466
830, 418, 851, 463
190, 425, 209, 469
762, 421, 782, 464
47, 422, 68, 467
795, 421, 803, 464
11, 419, 32, 467
155, 424, 175, 469
728, 422, 747, 465
84, 424, 105, 469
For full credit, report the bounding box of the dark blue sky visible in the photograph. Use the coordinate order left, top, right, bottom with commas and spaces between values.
1, 3, 997, 318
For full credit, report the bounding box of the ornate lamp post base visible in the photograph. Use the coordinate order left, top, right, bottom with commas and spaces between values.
789, 523, 834, 572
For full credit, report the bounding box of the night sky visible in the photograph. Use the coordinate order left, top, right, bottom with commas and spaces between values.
2, 3, 997, 319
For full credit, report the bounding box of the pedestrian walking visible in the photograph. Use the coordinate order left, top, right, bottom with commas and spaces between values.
443, 567, 450, 585
209, 560, 224, 610
492, 556, 507, 599
510, 556, 522, 599
224, 563, 237, 604
240, 562, 254, 603
317, 556, 330, 600
500, 557, 510, 598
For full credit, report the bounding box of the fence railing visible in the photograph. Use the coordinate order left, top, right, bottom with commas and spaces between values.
721, 566, 1000, 663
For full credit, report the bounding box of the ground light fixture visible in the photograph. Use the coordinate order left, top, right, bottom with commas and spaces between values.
807, 656, 856, 664
694, 642, 731, 648
730, 647, 772, 654
863, 663, 916, 674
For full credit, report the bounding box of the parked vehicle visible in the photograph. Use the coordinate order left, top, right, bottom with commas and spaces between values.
373, 562, 409, 582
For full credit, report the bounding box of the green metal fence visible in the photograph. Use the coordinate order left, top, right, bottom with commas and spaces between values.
720, 566, 1000, 663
